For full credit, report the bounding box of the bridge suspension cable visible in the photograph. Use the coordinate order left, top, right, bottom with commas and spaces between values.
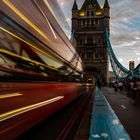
105, 28, 140, 80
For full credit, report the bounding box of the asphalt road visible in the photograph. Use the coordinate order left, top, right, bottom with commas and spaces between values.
17, 87, 94, 140
0, 82, 83, 140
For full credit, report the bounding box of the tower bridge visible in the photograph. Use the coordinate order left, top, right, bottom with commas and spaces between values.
71, 0, 140, 82
0, 0, 140, 140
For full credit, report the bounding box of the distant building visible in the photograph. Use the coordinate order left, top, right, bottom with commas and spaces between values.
71, 0, 110, 82
108, 71, 115, 83
129, 61, 135, 70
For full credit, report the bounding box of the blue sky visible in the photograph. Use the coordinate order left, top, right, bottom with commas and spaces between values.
57, 0, 140, 70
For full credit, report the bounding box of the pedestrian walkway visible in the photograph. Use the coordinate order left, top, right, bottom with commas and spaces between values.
102, 87, 140, 140
89, 86, 131, 140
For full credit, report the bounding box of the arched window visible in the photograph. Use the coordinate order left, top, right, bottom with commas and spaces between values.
91, 11, 94, 16
84, 36, 87, 44
98, 39, 101, 44
87, 52, 93, 58
87, 37, 92, 44
87, 11, 90, 16
95, 53, 98, 58
79, 38, 82, 45
80, 21, 83, 26
81, 53, 85, 58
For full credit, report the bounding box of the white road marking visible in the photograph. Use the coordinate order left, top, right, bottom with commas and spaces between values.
92, 134, 100, 138
121, 105, 127, 110
101, 133, 108, 138
112, 119, 120, 125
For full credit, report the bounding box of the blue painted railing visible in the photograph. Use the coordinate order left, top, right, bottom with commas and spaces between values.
105, 29, 129, 73
105, 28, 140, 79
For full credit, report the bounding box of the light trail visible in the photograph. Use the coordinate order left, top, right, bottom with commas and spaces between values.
0, 93, 22, 99
0, 96, 64, 122
33, 0, 57, 39
2, 0, 50, 42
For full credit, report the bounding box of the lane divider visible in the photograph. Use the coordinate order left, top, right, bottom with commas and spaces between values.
0, 93, 22, 99
0, 96, 64, 122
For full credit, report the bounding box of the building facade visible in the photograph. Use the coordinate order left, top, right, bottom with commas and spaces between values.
71, 0, 110, 83
129, 61, 135, 70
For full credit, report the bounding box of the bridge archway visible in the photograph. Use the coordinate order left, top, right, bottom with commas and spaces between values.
83, 67, 105, 84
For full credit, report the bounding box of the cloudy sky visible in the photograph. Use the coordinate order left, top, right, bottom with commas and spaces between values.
57, 0, 140, 70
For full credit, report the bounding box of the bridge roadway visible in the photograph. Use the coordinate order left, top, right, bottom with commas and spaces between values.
16, 86, 140, 140
0, 84, 140, 140
0, 82, 94, 140
17, 87, 94, 140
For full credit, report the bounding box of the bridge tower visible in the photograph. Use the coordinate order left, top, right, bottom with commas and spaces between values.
71, 0, 110, 83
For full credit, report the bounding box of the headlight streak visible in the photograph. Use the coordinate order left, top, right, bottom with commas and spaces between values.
0, 93, 22, 99
43, 0, 59, 26
0, 48, 61, 72
0, 96, 64, 122
33, 0, 57, 39
0, 26, 51, 57
0, 26, 63, 72
2, 0, 50, 42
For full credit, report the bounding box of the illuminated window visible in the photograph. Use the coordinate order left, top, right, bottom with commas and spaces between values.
95, 11, 102, 16
79, 11, 85, 17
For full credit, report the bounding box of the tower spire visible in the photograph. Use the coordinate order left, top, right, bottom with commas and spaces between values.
72, 0, 78, 10
103, 0, 110, 8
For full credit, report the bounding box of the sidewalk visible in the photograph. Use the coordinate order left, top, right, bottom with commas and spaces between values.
89, 87, 131, 140
102, 87, 140, 140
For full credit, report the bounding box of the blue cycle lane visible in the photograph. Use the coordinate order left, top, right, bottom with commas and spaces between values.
89, 87, 131, 140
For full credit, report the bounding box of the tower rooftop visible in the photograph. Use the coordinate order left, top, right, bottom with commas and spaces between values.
81, 0, 101, 10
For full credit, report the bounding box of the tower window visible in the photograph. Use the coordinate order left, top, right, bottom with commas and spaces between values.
98, 39, 101, 44
87, 21, 89, 26
87, 11, 90, 16
84, 37, 87, 44
91, 20, 95, 26
95, 19, 99, 24
87, 52, 93, 58
91, 11, 94, 16
93, 37, 95, 43
100, 53, 103, 58
81, 53, 85, 58
87, 37, 92, 44
80, 21, 83, 26
95, 53, 98, 58
83, 20, 85, 25
79, 39, 82, 45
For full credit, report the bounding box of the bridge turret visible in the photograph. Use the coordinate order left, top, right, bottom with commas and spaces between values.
103, 0, 110, 33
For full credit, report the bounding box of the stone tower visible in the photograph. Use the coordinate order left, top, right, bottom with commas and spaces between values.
71, 0, 110, 83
